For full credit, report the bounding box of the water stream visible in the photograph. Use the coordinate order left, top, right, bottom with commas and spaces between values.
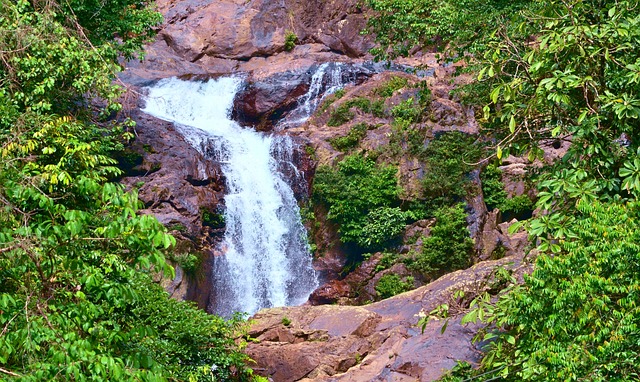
142, 77, 318, 317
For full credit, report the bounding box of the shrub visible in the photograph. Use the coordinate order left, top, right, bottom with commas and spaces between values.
421, 132, 482, 208
327, 97, 384, 126
313, 154, 401, 250
481, 163, 508, 209
319, 89, 346, 113
391, 98, 421, 123
358, 206, 407, 250
376, 76, 410, 98
408, 204, 474, 278
500, 194, 534, 220
284, 30, 297, 51
202, 208, 225, 228
327, 104, 355, 126
481, 164, 534, 219
328, 123, 369, 151
375, 274, 414, 299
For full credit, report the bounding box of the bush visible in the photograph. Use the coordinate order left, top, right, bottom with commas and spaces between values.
358, 206, 407, 250
391, 98, 422, 123
376, 76, 410, 98
328, 123, 369, 151
284, 30, 297, 51
319, 89, 346, 113
481, 163, 508, 209
327, 104, 355, 126
327, 97, 386, 126
421, 132, 482, 208
408, 204, 474, 278
375, 274, 414, 299
500, 194, 534, 220
481, 164, 534, 219
313, 154, 401, 250
202, 208, 225, 228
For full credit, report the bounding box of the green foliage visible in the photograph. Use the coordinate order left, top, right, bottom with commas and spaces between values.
421, 132, 482, 208
358, 206, 407, 249
327, 105, 355, 127
375, 274, 414, 299
408, 204, 473, 278
281, 316, 292, 326
464, 201, 640, 380
328, 123, 369, 151
284, 30, 298, 52
0, 1, 252, 380
481, 164, 535, 219
327, 97, 386, 126
319, 89, 346, 113
364, 0, 533, 61
500, 195, 534, 219
478, 0, 640, 224
391, 97, 422, 123
313, 154, 403, 251
366, 0, 640, 379
169, 252, 201, 274
374, 252, 398, 272
201, 208, 225, 229
375, 76, 409, 98
481, 164, 508, 209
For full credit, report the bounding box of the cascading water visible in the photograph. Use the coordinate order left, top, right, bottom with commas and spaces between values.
278, 62, 351, 129
141, 77, 318, 317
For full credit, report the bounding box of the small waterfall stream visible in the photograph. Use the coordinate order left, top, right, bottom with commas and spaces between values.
278, 62, 353, 129
142, 77, 318, 317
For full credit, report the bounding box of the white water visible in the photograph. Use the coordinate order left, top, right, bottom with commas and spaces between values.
278, 62, 348, 129
142, 77, 318, 317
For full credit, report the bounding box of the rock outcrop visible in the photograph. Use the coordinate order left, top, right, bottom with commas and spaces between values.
119, 91, 227, 309
247, 253, 532, 381
121, 0, 376, 85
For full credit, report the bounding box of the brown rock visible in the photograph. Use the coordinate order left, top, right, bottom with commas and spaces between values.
248, 254, 529, 381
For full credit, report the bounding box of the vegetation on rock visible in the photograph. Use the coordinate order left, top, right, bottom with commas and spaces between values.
367, 0, 640, 379
313, 154, 405, 252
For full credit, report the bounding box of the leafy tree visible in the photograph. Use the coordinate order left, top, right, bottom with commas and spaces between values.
462, 201, 640, 380
366, 0, 640, 379
0, 1, 252, 380
364, 0, 533, 61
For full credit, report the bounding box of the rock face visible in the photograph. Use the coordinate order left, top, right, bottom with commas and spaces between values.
119, 91, 227, 309
156, 0, 373, 61
121, 0, 375, 85
247, 253, 531, 381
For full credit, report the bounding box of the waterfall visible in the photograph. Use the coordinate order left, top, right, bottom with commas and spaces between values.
278, 62, 350, 129
141, 77, 318, 317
